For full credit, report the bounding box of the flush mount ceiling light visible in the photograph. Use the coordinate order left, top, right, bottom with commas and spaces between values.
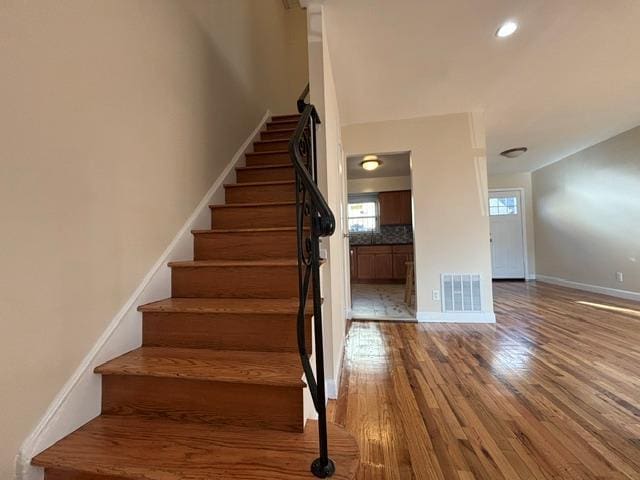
361, 155, 382, 171
496, 20, 518, 38
500, 147, 528, 158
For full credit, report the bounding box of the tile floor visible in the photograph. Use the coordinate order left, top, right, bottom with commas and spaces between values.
350, 283, 416, 321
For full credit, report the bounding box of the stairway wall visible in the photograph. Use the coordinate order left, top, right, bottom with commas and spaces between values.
0, 1, 307, 478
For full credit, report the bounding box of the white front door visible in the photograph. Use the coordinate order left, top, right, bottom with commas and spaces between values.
489, 190, 525, 279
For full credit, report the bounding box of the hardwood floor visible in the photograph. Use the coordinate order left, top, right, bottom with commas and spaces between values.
331, 281, 640, 479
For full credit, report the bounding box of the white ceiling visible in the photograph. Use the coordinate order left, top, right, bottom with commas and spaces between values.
347, 152, 411, 179
324, 0, 640, 174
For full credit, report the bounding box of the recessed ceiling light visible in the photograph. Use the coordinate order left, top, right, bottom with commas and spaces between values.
496, 20, 518, 38
500, 147, 528, 158
361, 155, 382, 171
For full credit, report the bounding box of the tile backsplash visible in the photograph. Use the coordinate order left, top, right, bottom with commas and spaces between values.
350, 224, 413, 245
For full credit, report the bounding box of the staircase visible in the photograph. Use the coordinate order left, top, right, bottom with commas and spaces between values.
32, 109, 360, 479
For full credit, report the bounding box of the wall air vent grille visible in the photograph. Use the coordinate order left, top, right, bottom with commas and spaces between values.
441, 274, 482, 312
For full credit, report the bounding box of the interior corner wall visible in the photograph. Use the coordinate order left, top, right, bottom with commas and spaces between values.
342, 114, 494, 317
532, 125, 640, 294
0, 1, 306, 478
488, 172, 536, 277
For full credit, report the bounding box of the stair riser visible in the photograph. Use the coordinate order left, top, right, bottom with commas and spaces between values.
194, 231, 297, 261
266, 120, 298, 130
260, 130, 294, 141
44, 469, 122, 480
101, 375, 303, 432
172, 265, 298, 298
254, 140, 289, 152
143, 312, 312, 353
211, 204, 297, 229
236, 166, 294, 183
225, 183, 295, 204
245, 152, 290, 166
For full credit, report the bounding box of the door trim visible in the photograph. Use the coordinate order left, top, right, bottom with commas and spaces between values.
489, 188, 529, 280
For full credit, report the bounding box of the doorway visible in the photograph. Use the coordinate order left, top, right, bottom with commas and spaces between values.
489, 189, 526, 279
345, 152, 416, 321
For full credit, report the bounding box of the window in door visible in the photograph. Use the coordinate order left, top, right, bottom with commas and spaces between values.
489, 196, 518, 216
348, 195, 379, 232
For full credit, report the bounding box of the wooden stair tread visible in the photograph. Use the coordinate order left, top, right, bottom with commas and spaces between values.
254, 138, 288, 144
168, 259, 299, 268
192, 226, 299, 234
209, 201, 296, 209
33, 415, 360, 480
224, 179, 295, 188
138, 297, 307, 314
95, 347, 304, 387
236, 163, 293, 171
271, 113, 301, 120
270, 118, 300, 124
261, 127, 296, 134
245, 150, 289, 155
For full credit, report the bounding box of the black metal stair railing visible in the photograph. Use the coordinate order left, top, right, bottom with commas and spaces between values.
288, 84, 336, 478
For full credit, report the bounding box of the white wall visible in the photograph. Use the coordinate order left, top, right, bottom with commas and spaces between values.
533, 125, 640, 296
488, 172, 536, 278
305, 1, 348, 397
342, 114, 495, 322
0, 2, 307, 478
348, 175, 411, 194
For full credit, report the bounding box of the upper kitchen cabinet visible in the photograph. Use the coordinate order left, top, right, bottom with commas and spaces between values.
379, 190, 412, 225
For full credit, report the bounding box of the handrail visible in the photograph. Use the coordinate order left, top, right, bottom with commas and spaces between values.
288, 84, 336, 478
297, 83, 310, 114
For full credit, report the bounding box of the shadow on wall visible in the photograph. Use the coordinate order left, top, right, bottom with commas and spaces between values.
185, 1, 308, 116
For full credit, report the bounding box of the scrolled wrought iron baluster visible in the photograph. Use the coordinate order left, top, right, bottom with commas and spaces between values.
289, 85, 336, 478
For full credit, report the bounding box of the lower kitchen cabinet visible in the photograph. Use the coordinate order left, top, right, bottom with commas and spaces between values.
350, 244, 413, 283
374, 252, 393, 279
356, 251, 374, 280
391, 244, 414, 280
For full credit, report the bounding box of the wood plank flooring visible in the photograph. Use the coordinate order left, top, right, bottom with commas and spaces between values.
331, 281, 640, 479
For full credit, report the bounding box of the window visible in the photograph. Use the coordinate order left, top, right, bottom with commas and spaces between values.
489, 196, 518, 216
348, 195, 379, 232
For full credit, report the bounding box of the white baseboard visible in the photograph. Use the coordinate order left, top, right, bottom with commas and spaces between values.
535, 275, 640, 302
326, 332, 346, 400
16, 111, 271, 480
326, 379, 338, 399
325, 352, 344, 400
526, 274, 537, 281
416, 311, 496, 323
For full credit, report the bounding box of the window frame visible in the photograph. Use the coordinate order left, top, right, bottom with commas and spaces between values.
347, 193, 380, 233
489, 196, 519, 216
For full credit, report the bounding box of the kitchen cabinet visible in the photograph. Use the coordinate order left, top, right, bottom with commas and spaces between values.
355, 245, 389, 281
350, 248, 358, 278
351, 244, 413, 283
374, 252, 393, 279
356, 251, 375, 280
379, 190, 412, 226
391, 244, 414, 280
